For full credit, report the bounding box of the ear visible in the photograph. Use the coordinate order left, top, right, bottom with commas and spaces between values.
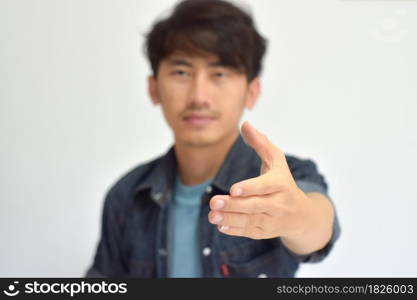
244, 77, 260, 110
148, 75, 160, 105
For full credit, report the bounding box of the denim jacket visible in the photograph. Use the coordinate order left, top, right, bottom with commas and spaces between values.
85, 134, 340, 278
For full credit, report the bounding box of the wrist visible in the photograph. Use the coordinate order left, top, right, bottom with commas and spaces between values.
281, 190, 333, 255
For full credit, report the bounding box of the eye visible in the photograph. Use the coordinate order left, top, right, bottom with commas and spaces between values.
172, 69, 188, 76
213, 72, 226, 78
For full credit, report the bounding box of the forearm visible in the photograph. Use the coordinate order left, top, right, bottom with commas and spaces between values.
281, 191, 335, 255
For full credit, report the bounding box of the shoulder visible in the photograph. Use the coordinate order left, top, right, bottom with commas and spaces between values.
285, 154, 320, 176
102, 153, 164, 211
284, 153, 328, 195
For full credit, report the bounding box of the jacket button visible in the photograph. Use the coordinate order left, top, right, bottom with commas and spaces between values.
158, 248, 167, 256
153, 193, 163, 201
257, 273, 268, 278
202, 247, 211, 256
205, 185, 212, 194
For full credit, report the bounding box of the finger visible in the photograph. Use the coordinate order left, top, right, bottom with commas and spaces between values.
217, 224, 264, 240
230, 171, 286, 197
241, 121, 285, 168
209, 194, 272, 214
208, 210, 266, 229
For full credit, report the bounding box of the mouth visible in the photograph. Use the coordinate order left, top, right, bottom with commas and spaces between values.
182, 114, 216, 127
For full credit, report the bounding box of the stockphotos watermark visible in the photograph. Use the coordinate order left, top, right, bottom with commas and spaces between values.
2, 280, 127, 297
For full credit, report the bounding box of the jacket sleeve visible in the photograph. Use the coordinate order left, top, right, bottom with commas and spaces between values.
85, 186, 127, 277
284, 155, 341, 263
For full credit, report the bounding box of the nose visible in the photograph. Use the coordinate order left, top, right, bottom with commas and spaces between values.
188, 72, 211, 108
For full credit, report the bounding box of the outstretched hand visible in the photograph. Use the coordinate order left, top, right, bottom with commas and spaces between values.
208, 121, 315, 240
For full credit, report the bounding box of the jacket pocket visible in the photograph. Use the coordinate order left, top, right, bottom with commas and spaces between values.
219, 242, 297, 278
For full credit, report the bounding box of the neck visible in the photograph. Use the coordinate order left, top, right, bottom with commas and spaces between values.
174, 130, 239, 186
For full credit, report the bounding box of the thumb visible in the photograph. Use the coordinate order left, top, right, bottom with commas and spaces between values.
241, 121, 282, 168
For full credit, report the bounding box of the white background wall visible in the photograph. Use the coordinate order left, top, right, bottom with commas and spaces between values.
1, 0, 416, 277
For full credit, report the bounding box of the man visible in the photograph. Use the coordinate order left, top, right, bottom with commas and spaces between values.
86, 0, 340, 278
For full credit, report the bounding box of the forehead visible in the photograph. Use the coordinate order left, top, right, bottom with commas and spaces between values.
162, 51, 221, 66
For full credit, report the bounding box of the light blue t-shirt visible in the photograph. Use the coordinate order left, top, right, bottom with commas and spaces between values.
167, 175, 212, 278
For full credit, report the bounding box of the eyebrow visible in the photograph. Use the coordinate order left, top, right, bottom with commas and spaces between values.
167, 58, 224, 68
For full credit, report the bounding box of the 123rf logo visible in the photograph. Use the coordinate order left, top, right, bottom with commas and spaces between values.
2, 281, 128, 297
3, 281, 20, 297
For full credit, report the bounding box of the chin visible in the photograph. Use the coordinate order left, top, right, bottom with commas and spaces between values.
177, 131, 220, 147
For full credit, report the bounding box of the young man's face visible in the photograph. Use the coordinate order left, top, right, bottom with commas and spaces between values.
148, 51, 260, 147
